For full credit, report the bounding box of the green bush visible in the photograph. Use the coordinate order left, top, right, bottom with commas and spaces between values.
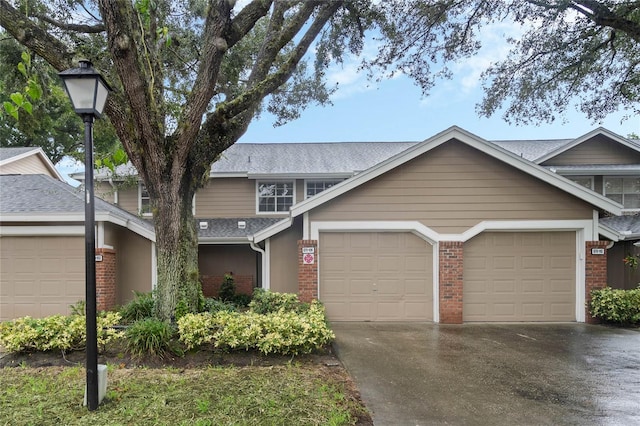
203, 298, 237, 314
249, 289, 306, 314
590, 286, 640, 325
177, 301, 334, 355
219, 273, 236, 301
0, 312, 123, 353
232, 293, 253, 308
125, 318, 175, 358
119, 291, 155, 323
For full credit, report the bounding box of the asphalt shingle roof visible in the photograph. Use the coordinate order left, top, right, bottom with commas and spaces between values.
197, 218, 283, 239
0, 147, 39, 162
490, 139, 573, 162
0, 174, 154, 233
600, 215, 640, 238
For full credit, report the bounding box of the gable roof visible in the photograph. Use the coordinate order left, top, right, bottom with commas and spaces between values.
0, 147, 64, 181
0, 174, 155, 241
286, 126, 622, 219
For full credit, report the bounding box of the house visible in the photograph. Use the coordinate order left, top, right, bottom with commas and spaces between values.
75, 126, 633, 324
0, 149, 156, 321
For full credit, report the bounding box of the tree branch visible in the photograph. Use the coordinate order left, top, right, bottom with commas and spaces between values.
30, 13, 105, 33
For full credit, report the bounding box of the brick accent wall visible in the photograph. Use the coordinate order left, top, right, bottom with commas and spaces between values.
585, 241, 608, 323
439, 241, 464, 324
298, 240, 318, 302
95, 248, 117, 312
200, 274, 254, 298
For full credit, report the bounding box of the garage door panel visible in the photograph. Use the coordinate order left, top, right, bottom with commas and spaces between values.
321, 232, 433, 321
1, 236, 85, 321
464, 231, 575, 322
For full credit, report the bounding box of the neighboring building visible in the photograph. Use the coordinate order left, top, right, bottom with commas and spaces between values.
0, 149, 155, 321
74, 126, 633, 323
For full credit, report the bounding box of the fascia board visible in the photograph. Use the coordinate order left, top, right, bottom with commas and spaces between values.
290, 126, 623, 218
536, 127, 639, 164
252, 217, 292, 243
209, 172, 249, 178
0, 148, 64, 181
598, 223, 620, 241
247, 173, 353, 180
198, 237, 252, 244
552, 166, 640, 176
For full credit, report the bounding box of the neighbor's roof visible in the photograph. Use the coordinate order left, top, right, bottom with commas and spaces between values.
0, 174, 155, 241
0, 146, 64, 181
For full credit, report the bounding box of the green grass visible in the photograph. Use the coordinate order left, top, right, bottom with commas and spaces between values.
0, 364, 365, 425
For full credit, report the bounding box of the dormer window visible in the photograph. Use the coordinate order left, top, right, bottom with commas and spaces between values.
257, 181, 294, 213
139, 183, 152, 216
604, 176, 640, 210
305, 180, 344, 198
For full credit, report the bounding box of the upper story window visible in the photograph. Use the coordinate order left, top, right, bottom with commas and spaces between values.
604, 176, 640, 210
306, 180, 343, 198
257, 181, 294, 213
568, 176, 594, 190
139, 183, 152, 216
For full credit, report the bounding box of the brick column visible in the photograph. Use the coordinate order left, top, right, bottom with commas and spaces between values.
585, 241, 608, 324
298, 240, 318, 302
439, 241, 464, 324
95, 248, 117, 312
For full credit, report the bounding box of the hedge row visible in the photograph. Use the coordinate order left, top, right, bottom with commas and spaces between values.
590, 287, 640, 325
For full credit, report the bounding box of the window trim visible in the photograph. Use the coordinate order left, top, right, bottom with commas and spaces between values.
603, 175, 640, 211
304, 179, 344, 199
138, 183, 152, 217
256, 180, 295, 215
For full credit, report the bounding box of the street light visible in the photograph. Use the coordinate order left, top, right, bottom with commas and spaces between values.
59, 60, 111, 411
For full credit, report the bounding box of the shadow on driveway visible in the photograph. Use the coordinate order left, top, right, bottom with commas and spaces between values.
331, 323, 640, 426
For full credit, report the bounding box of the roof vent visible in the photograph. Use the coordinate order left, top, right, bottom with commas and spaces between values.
238, 221, 246, 229
199, 221, 208, 230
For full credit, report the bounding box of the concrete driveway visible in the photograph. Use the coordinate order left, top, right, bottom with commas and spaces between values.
331, 323, 640, 425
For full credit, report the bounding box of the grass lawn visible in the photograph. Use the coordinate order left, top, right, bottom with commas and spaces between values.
0, 363, 368, 425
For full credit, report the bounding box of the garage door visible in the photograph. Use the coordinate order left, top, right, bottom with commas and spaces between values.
320, 232, 433, 321
463, 232, 575, 322
0, 236, 84, 321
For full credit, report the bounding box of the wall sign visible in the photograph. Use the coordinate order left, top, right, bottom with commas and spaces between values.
591, 248, 605, 255
302, 247, 315, 254
95, 254, 103, 262
303, 253, 315, 265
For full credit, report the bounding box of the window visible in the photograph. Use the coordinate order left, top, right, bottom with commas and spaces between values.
604, 176, 640, 209
257, 181, 294, 213
139, 183, 152, 216
568, 176, 594, 190
306, 180, 343, 198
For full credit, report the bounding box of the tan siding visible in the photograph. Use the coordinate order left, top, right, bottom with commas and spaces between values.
95, 182, 117, 204
310, 141, 593, 233
114, 228, 153, 305
0, 155, 54, 177
296, 179, 304, 203
269, 218, 302, 293
196, 178, 257, 218
542, 135, 640, 166
103, 222, 118, 247
117, 187, 139, 215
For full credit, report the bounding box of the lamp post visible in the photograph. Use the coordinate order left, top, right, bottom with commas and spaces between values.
59, 60, 111, 411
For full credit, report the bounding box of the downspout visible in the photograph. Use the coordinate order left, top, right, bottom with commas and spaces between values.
250, 239, 268, 290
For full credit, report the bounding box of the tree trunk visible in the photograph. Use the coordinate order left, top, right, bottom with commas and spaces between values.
152, 177, 201, 321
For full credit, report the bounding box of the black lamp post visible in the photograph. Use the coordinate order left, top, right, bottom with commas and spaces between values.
59, 60, 111, 411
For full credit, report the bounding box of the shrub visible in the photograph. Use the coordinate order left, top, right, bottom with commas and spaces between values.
590, 287, 640, 325
203, 298, 237, 314
219, 273, 236, 301
249, 289, 305, 314
119, 291, 155, 323
177, 301, 335, 355
125, 318, 175, 358
0, 312, 123, 353
232, 293, 252, 308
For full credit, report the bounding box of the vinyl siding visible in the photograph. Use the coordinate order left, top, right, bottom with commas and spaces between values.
115, 228, 153, 305
95, 182, 117, 204
309, 141, 593, 233
116, 186, 139, 215
541, 135, 640, 166
196, 178, 256, 218
0, 155, 53, 177
269, 218, 302, 293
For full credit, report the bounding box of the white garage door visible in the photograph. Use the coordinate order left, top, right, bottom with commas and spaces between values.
320, 232, 433, 321
463, 232, 576, 322
0, 236, 85, 321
